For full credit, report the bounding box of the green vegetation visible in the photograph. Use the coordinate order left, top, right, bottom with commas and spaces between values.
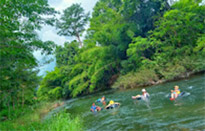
38, 0, 204, 100
113, 0, 205, 88
0, 0, 82, 130
0, 0, 56, 121
0, 102, 83, 131
37, 0, 170, 100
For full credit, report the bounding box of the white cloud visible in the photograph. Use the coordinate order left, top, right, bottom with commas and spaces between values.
49, 0, 98, 12
41, 26, 68, 46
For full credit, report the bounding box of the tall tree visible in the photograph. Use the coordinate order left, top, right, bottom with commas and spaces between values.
56, 4, 89, 47
0, 0, 56, 112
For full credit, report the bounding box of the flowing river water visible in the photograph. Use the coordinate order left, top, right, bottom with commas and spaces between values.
48, 74, 205, 130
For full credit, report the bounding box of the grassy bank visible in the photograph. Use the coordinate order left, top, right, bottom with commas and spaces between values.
0, 101, 83, 131
112, 55, 205, 89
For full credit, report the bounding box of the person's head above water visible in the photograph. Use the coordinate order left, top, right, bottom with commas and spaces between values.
174, 85, 179, 90
101, 96, 105, 100
142, 89, 146, 92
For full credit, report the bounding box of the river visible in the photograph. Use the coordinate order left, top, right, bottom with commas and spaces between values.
50, 74, 205, 130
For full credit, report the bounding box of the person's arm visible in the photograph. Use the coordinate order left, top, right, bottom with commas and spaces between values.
136, 95, 141, 97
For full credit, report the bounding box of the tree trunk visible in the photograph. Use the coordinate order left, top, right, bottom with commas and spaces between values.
76, 34, 83, 48
165, 0, 171, 9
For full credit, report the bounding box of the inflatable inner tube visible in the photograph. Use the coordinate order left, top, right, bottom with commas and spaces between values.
169, 91, 189, 100
96, 98, 101, 103
178, 92, 185, 97
132, 96, 142, 100
132, 95, 149, 101
91, 106, 101, 112
105, 103, 120, 109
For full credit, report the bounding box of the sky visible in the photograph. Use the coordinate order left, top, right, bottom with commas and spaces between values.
34, 0, 98, 76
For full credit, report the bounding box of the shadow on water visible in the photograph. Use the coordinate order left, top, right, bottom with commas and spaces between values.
47, 74, 205, 130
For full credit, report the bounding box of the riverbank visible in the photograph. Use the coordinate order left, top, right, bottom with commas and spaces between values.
0, 101, 83, 131
112, 65, 205, 90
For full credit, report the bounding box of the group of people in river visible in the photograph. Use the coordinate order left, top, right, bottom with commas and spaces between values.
90, 96, 105, 112
132, 85, 181, 101
90, 96, 120, 112
90, 85, 182, 112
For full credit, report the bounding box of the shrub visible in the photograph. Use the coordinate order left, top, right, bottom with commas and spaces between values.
112, 68, 158, 89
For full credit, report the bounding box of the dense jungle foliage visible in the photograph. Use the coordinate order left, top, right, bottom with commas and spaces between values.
37, 0, 205, 100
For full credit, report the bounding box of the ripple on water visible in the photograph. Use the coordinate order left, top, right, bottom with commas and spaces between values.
188, 86, 193, 89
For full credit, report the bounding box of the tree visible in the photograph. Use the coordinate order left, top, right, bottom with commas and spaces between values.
38, 44, 119, 99
55, 41, 79, 67
56, 4, 89, 47
124, 0, 205, 76
88, 0, 170, 60
0, 0, 56, 113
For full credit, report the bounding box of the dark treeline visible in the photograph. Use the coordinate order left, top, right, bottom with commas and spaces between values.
38, 0, 205, 100
0, 0, 204, 121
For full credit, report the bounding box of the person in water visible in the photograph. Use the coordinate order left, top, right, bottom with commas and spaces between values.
101, 96, 106, 105
141, 89, 150, 98
90, 103, 97, 112
171, 85, 181, 99
132, 88, 149, 100
96, 96, 106, 105
105, 100, 120, 109
90, 103, 101, 112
